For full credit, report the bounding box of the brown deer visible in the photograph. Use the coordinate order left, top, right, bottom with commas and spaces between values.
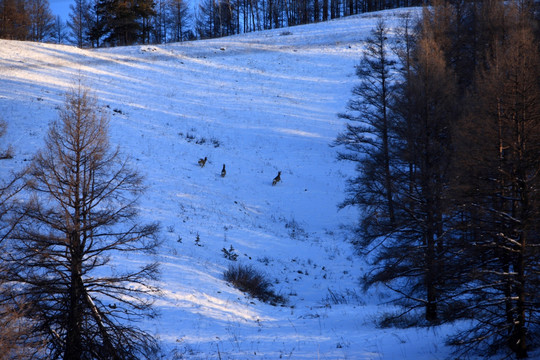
221, 164, 226, 177
198, 156, 207, 167
272, 171, 281, 186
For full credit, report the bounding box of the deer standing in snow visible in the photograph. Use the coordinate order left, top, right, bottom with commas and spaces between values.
221, 164, 226, 177
272, 171, 281, 186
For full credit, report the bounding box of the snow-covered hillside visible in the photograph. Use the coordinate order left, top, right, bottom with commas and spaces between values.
1, 8, 469, 359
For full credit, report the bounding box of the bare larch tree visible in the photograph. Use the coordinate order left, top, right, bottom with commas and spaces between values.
2, 84, 161, 360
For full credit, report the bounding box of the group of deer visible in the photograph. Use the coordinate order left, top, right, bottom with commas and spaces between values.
198, 156, 281, 186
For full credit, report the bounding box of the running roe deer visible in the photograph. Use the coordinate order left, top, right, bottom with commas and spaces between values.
198, 157, 207, 167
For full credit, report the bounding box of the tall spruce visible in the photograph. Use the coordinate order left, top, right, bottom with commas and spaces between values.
94, 0, 156, 46
52, 15, 67, 44
335, 20, 397, 247
195, 0, 216, 38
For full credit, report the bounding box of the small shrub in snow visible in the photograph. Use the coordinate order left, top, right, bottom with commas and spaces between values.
257, 256, 271, 265
222, 245, 238, 261
323, 288, 364, 306
0, 145, 13, 159
195, 137, 206, 145
285, 218, 307, 240
224, 264, 286, 305
185, 132, 195, 142
179, 131, 222, 148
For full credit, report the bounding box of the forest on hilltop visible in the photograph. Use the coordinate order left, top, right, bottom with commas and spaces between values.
0, 0, 421, 45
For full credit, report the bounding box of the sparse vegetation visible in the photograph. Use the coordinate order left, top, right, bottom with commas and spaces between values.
224, 264, 286, 305
323, 288, 363, 306
179, 131, 221, 148
257, 256, 271, 266
195, 137, 206, 145
0, 145, 13, 160
284, 218, 307, 240
0, 121, 13, 160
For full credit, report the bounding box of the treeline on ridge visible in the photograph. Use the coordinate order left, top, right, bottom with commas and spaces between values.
0, 0, 421, 46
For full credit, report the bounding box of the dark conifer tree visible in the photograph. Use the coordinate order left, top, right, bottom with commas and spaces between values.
94, 0, 156, 46
335, 20, 397, 244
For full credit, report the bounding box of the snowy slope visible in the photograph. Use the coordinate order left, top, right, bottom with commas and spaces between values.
0, 8, 471, 359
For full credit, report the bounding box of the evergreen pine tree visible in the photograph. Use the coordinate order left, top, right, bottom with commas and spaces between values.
334, 20, 397, 246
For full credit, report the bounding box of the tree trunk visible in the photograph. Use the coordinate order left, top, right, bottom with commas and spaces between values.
65, 231, 83, 360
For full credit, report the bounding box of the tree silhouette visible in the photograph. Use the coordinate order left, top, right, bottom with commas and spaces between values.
2, 84, 160, 360
334, 20, 397, 244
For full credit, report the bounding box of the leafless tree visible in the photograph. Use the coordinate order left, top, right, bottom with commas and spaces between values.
26, 0, 54, 41
67, 0, 91, 47
2, 83, 161, 360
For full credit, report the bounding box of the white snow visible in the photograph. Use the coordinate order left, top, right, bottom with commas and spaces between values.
0, 8, 479, 359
